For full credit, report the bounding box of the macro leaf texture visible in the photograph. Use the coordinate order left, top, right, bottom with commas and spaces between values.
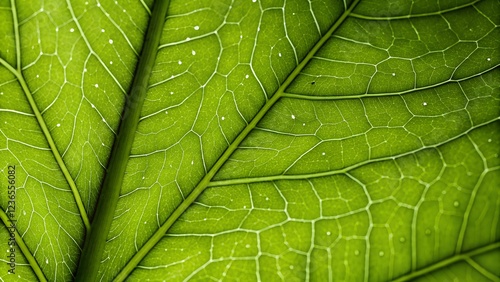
0, 0, 499, 281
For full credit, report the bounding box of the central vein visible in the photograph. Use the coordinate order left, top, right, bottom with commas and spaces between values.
75, 0, 171, 281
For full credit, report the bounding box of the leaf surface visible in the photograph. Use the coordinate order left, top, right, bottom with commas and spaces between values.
0, 0, 499, 281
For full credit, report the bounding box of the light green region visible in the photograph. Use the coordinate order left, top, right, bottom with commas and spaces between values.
0, 0, 498, 281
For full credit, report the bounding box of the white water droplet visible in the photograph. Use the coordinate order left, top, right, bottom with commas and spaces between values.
101, 29, 105, 32
95, 84, 99, 88
322, 152, 326, 156
326, 231, 331, 236
302, 123, 306, 126
45, 258, 49, 264
194, 25, 199, 30
109, 61, 113, 64
392, 73, 396, 76
109, 39, 113, 44
170, 91, 174, 95
221, 116, 225, 120
488, 139, 492, 142
245, 74, 249, 79
191, 160, 194, 165
487, 58, 491, 61
278, 52, 282, 57
56, 123, 61, 127
144, 221, 147, 224
165, 111, 168, 114
422, 102, 427, 106
191, 50, 196, 55
291, 114, 295, 119
265, 197, 269, 201
178, 60, 182, 65
123, 9, 126, 12
142, 176, 145, 180
97, 3, 100, 7
23, 211, 26, 215
36, 74, 39, 78
70, 28, 75, 32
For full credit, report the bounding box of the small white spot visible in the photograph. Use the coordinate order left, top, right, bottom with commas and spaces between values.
95, 84, 99, 88
326, 231, 331, 236
422, 102, 427, 106
55, 27, 59, 32
170, 91, 174, 95
142, 176, 145, 180
487, 58, 491, 61
101, 29, 105, 33
302, 123, 306, 126
56, 123, 61, 127
245, 74, 249, 79
293, 12, 296, 15
221, 116, 225, 120
85, 1, 88, 5
144, 221, 147, 224
84, 68, 87, 72
36, 74, 39, 78
97, 3, 100, 7
191, 160, 194, 165
191, 50, 196, 55
203, 218, 207, 221
488, 138, 492, 142
109, 61, 113, 65
392, 73, 396, 76
291, 114, 295, 119
243, 206, 247, 209
0, 92, 3, 95
240, 35, 243, 39
23, 210, 26, 215
123, 9, 126, 12
101, 143, 105, 146
102, 118, 105, 122
194, 25, 199, 30
70, 28, 75, 32
322, 152, 326, 156
109, 39, 113, 44
91, 104, 95, 108
178, 60, 182, 65
186, 37, 191, 41
278, 52, 282, 57
165, 111, 168, 114
45, 258, 49, 264
246, 244, 250, 248
265, 197, 269, 201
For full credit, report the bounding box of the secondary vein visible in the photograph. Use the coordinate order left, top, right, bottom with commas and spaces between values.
0, 209, 48, 282
113, 0, 361, 280
2, 0, 90, 232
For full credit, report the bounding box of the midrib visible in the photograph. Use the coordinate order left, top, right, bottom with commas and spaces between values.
74, 0, 171, 280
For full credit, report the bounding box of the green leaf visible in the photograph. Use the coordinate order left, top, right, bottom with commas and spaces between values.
0, 0, 499, 281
